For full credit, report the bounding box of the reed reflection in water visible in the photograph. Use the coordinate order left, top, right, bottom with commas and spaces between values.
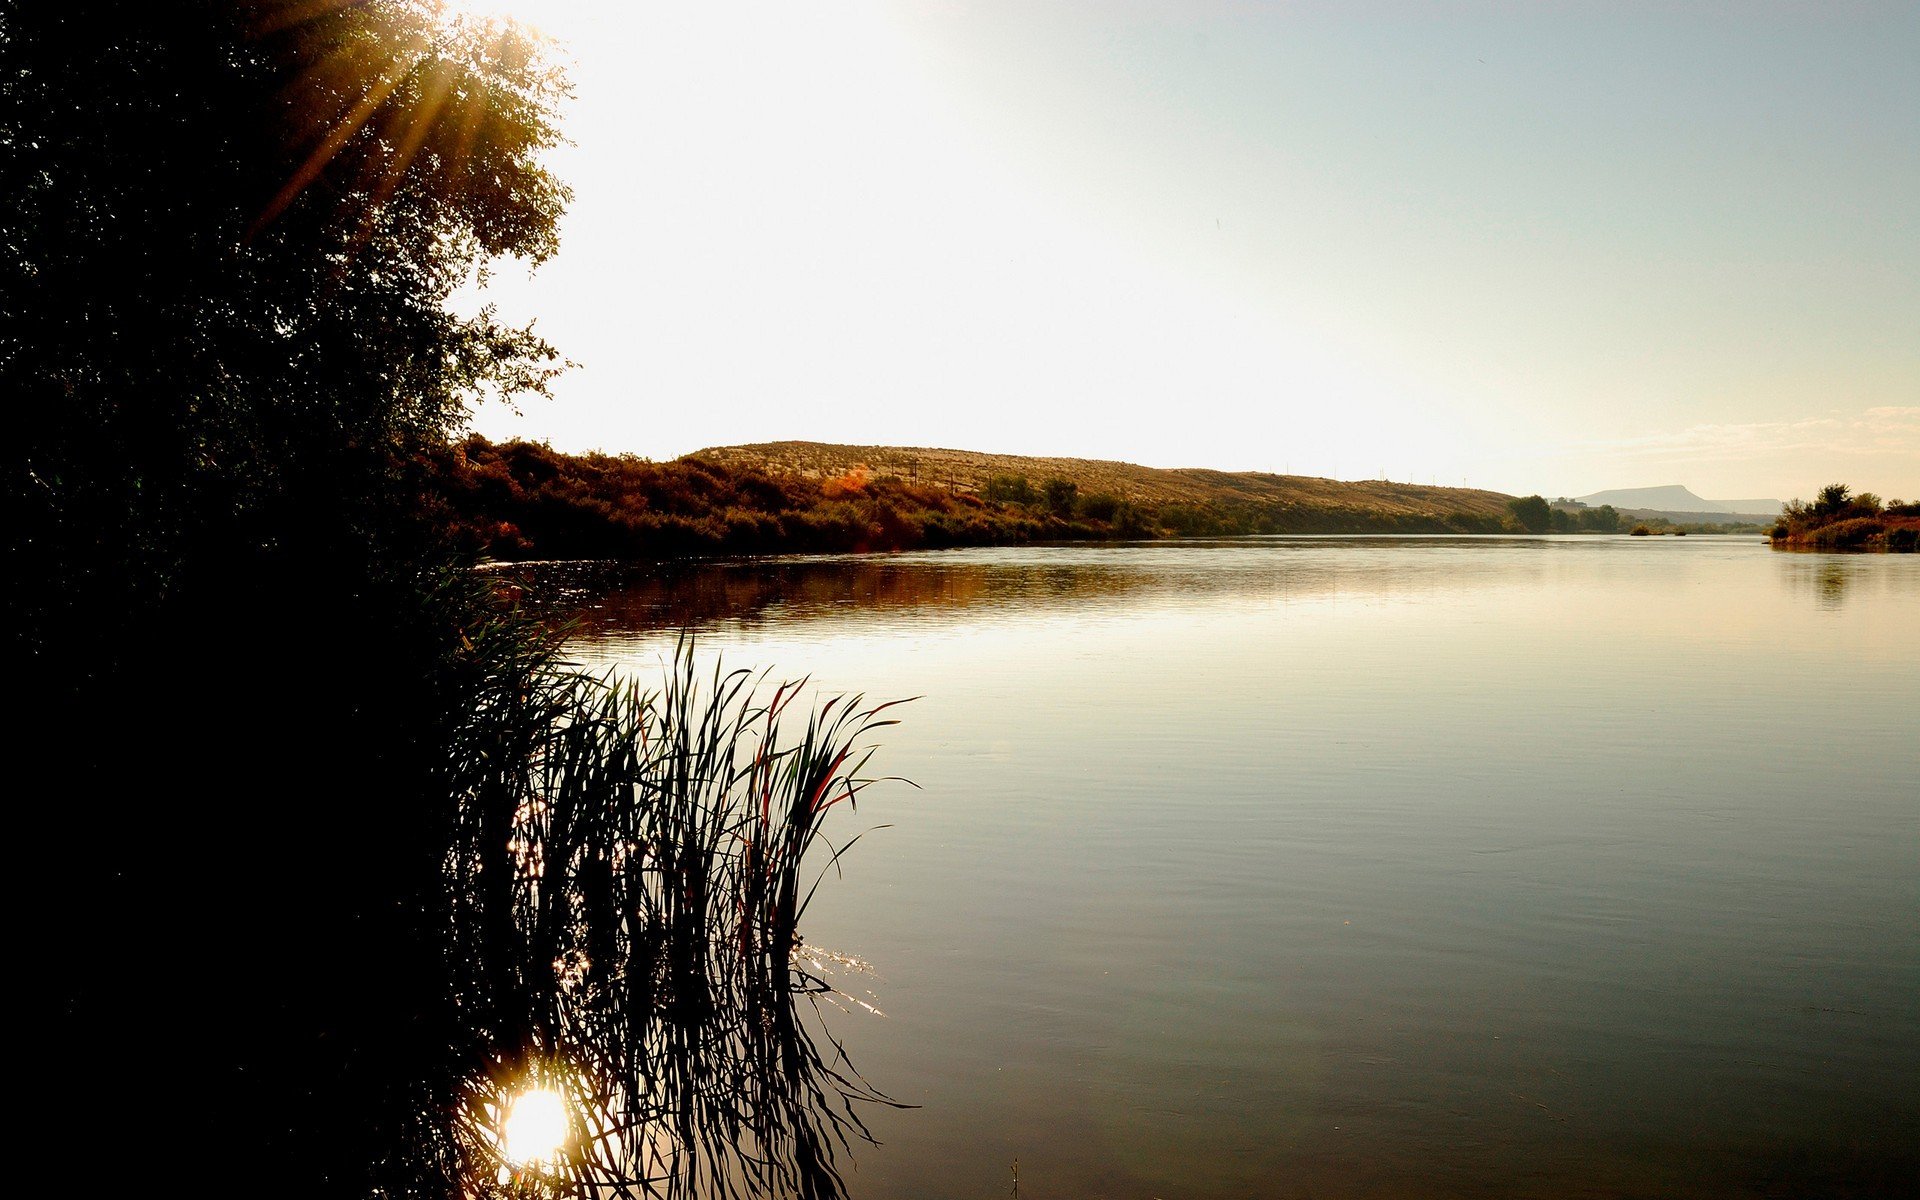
431, 638, 907, 1200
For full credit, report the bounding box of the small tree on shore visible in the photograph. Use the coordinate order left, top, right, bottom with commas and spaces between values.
1043, 477, 1080, 517
1506, 494, 1551, 533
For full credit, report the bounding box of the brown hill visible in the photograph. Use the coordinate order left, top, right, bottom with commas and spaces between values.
694, 441, 1515, 527
430, 437, 1523, 564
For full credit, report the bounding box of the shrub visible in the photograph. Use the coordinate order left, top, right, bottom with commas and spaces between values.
1041, 477, 1079, 518
1807, 517, 1884, 549
1581, 504, 1622, 533
1112, 502, 1154, 538
1505, 494, 1551, 533
981, 474, 1037, 505
821, 466, 871, 499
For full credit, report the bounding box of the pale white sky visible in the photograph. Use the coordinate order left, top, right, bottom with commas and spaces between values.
459, 0, 1918, 502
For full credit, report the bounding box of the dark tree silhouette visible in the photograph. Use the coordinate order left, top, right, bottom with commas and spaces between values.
1813, 483, 1853, 517
8, 9, 902, 1197
4, 0, 568, 664
4, 3, 571, 1194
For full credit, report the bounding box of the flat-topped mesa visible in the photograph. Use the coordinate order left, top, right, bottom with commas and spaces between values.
1574, 485, 1784, 520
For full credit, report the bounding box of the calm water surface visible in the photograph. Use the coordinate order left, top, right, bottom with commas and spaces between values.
529, 536, 1919, 1199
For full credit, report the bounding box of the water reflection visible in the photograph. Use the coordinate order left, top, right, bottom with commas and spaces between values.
543, 537, 1920, 1200
431, 644, 904, 1199
1772, 552, 1886, 612
491, 537, 1567, 639
1767, 547, 1920, 614
1814, 561, 1853, 609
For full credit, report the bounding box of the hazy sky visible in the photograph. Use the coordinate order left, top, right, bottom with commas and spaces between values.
460, 0, 1918, 501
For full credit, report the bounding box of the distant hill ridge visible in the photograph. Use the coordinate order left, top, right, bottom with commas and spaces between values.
429, 437, 1523, 562
1574, 484, 1782, 517
695, 441, 1515, 524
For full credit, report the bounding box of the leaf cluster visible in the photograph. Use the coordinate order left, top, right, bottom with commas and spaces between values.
4, 0, 569, 662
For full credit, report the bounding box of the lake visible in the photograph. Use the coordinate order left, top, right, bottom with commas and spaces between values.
523, 535, 1919, 1199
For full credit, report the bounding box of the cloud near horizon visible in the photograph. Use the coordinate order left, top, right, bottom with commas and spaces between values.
1528, 406, 1919, 499
1556, 407, 1919, 465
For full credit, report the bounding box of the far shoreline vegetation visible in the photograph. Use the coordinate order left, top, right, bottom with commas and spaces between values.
1769, 484, 1920, 552
429, 436, 1769, 561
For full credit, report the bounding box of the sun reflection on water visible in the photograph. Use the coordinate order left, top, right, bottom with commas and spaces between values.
501, 1087, 570, 1167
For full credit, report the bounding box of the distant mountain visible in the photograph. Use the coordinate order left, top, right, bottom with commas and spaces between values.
1714, 498, 1789, 516
1574, 485, 1782, 518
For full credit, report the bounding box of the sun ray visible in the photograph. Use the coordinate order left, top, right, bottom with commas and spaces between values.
250, 31, 435, 238
347, 55, 459, 255
245, 0, 565, 259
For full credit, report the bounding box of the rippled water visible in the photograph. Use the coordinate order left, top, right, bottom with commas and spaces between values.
525, 536, 1919, 1198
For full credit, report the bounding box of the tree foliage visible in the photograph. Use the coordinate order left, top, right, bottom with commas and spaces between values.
981, 473, 1038, 504
3, 0, 569, 662
1505, 493, 1551, 533
4, 3, 574, 1193
1546, 502, 1622, 534
1774, 484, 1917, 552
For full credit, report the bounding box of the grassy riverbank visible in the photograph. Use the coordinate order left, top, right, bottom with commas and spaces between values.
1769, 485, 1920, 552
430, 437, 1516, 559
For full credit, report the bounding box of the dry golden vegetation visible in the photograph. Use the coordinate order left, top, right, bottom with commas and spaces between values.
701, 441, 1515, 524
430, 438, 1517, 561
1770, 485, 1920, 552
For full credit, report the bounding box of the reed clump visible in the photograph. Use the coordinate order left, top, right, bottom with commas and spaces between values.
415, 628, 908, 1200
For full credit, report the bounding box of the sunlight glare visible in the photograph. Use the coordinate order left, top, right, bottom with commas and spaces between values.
501, 1087, 570, 1166
437, 0, 568, 36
